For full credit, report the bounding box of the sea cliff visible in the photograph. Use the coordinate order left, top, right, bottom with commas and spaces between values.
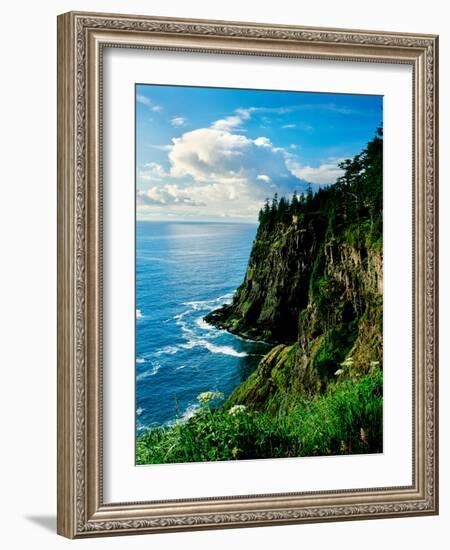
206, 129, 383, 413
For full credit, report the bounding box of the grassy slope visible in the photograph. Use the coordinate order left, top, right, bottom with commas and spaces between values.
137, 366, 382, 464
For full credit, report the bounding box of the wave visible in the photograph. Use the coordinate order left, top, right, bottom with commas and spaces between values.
165, 403, 201, 427
183, 292, 234, 311
142, 291, 247, 381
136, 362, 161, 380
155, 345, 179, 356
136, 309, 143, 319
173, 310, 191, 321
136, 407, 144, 416
182, 339, 247, 357
136, 423, 148, 432
172, 293, 234, 340
180, 403, 200, 422
152, 338, 247, 361
179, 341, 195, 350
202, 341, 248, 357
195, 317, 214, 330
180, 324, 194, 335
172, 293, 235, 337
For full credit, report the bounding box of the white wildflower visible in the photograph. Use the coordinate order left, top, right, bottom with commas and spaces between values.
197, 391, 224, 404
228, 405, 247, 416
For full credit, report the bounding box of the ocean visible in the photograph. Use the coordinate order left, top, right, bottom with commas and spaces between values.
135, 221, 270, 432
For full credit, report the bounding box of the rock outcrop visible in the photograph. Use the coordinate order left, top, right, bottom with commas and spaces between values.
205, 130, 383, 412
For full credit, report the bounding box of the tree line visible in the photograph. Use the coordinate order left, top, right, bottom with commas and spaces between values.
258, 128, 383, 238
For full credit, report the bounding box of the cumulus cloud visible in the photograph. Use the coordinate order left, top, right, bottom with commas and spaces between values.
137, 187, 206, 207
166, 124, 296, 193
137, 105, 344, 220
253, 137, 273, 148
171, 116, 187, 127
138, 162, 169, 181
286, 159, 344, 185
168, 128, 251, 183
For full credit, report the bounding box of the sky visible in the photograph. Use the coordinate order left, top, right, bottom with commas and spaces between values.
136, 84, 382, 223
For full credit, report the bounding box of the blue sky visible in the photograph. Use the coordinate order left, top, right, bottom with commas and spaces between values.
136, 84, 382, 222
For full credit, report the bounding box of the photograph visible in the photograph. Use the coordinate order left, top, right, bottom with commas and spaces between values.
134, 84, 384, 465
54, 9, 438, 539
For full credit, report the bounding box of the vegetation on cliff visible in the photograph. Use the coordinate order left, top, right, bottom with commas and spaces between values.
137, 365, 382, 464
206, 129, 383, 408
137, 129, 383, 462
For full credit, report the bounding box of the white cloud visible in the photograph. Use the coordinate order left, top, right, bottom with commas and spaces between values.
137, 94, 151, 106
137, 186, 206, 207
138, 162, 169, 182
137, 94, 162, 112
283, 122, 314, 132
254, 137, 273, 148
168, 128, 251, 183
171, 116, 187, 127
148, 144, 173, 152
294, 102, 357, 116
210, 109, 251, 132
286, 159, 344, 185
257, 174, 271, 183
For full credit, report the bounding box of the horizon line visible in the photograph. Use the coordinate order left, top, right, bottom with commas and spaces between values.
136, 218, 259, 225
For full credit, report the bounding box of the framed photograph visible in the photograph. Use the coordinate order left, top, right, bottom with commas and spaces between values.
57, 11, 439, 538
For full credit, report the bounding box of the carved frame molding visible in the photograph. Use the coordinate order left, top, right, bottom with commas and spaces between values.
57, 11, 438, 538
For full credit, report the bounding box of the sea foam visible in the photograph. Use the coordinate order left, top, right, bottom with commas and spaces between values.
136, 362, 161, 380
181, 339, 247, 357
155, 345, 179, 356
184, 292, 234, 311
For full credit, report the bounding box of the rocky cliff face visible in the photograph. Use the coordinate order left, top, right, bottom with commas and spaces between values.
205, 217, 323, 343
205, 132, 383, 413
210, 219, 382, 412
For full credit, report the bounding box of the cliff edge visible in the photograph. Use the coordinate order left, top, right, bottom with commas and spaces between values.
205, 129, 383, 412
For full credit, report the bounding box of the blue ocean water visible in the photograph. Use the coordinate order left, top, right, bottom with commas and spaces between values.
135, 221, 269, 432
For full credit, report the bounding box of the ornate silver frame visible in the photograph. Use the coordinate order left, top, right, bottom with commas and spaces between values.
57, 11, 439, 538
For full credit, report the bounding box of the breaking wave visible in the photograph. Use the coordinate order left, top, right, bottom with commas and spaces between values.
136, 362, 161, 380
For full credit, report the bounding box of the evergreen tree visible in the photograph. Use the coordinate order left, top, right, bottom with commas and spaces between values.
291, 191, 299, 215
271, 192, 279, 214
256, 128, 382, 240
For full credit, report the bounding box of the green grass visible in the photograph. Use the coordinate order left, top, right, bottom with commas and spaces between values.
136, 367, 382, 464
